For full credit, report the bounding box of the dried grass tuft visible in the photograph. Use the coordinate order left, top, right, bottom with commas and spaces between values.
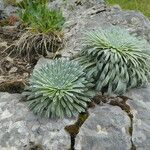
3, 31, 64, 62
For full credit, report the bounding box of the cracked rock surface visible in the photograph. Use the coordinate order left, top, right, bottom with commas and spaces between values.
75, 105, 131, 150
126, 86, 150, 150
75, 87, 150, 150
127, 100, 150, 150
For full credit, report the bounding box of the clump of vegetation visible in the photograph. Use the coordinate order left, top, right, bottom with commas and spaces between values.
77, 26, 150, 94
11, 0, 65, 62
18, 1, 64, 33
14, 31, 63, 61
26, 58, 93, 118
107, 0, 150, 18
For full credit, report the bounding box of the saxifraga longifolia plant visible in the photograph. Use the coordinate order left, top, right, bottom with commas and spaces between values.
9, 0, 65, 62
76, 26, 150, 95
26, 58, 94, 118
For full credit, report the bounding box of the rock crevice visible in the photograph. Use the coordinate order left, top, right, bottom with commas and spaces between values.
108, 96, 136, 150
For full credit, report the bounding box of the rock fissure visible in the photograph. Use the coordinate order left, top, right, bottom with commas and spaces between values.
109, 97, 136, 150
92, 95, 136, 150
89, 5, 107, 15
65, 111, 89, 150
65, 95, 136, 150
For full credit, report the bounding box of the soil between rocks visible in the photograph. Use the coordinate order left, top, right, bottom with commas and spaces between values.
0, 27, 33, 93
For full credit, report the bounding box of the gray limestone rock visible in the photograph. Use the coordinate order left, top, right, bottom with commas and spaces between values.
0, 0, 4, 19
3, 5, 17, 16
106, 7, 150, 43
75, 105, 131, 150
33, 57, 52, 70
0, 0, 4, 10
127, 100, 150, 150
0, 93, 73, 150
75, 84, 150, 150
125, 84, 150, 150
126, 83, 150, 104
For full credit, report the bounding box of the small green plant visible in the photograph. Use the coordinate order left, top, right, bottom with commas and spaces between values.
13, 0, 65, 61
77, 26, 150, 94
18, 1, 65, 33
26, 58, 93, 118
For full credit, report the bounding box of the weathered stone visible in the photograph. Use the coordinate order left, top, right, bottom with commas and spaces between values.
127, 100, 150, 150
105, 6, 150, 43
0, 93, 73, 150
34, 57, 53, 70
125, 84, 150, 150
0, 0, 4, 10
0, 0, 4, 20
3, 5, 17, 16
126, 83, 150, 104
75, 105, 131, 150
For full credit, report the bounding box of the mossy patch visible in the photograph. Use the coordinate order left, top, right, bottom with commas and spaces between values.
65, 111, 89, 150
